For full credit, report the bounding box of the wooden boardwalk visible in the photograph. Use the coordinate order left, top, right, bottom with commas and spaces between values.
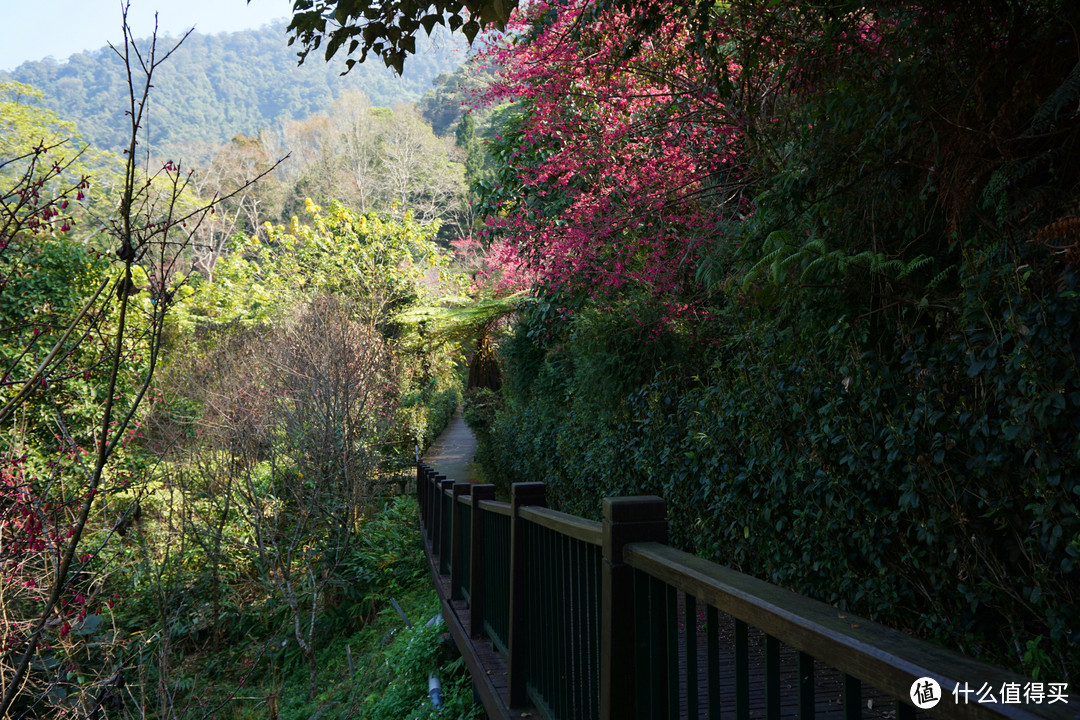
424, 530, 914, 720
425, 534, 537, 720
417, 424, 1059, 720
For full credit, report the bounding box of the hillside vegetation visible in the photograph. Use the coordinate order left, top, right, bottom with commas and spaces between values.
0, 16, 481, 716
1, 21, 466, 156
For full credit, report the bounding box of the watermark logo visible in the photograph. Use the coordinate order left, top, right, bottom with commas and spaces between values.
953, 682, 1069, 705
911, 677, 942, 709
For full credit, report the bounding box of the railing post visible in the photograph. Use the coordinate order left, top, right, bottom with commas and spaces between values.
426, 470, 442, 543
469, 484, 496, 638
441, 479, 456, 574
508, 481, 547, 707
450, 482, 471, 600
601, 496, 667, 720
432, 477, 450, 560
424, 469, 433, 542
416, 460, 425, 514
422, 467, 435, 541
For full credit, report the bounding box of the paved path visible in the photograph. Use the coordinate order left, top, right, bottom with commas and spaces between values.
422, 407, 480, 483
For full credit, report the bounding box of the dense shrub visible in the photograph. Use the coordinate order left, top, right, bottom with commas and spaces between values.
481, 269, 1080, 680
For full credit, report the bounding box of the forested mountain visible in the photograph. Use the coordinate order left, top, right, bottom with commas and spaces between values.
0, 21, 466, 156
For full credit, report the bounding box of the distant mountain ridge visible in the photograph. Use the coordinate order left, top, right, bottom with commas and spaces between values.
1, 21, 466, 156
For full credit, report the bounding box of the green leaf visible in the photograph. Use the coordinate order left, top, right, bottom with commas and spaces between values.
462, 20, 480, 44
72, 614, 104, 636
419, 14, 442, 34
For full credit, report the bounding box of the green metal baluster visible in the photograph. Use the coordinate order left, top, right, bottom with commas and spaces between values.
734, 620, 750, 720
564, 535, 575, 718
522, 522, 533, 696
765, 634, 780, 720
548, 524, 557, 708
498, 513, 510, 649
706, 606, 720, 720
460, 503, 471, 600
551, 528, 561, 712
797, 651, 815, 720
440, 492, 451, 574
565, 534, 575, 718
557, 528, 565, 720
686, 593, 698, 719
589, 545, 601, 720
534, 523, 546, 704
843, 673, 862, 720
632, 569, 652, 717
666, 584, 678, 720
573, 539, 586, 719
799, 651, 812, 720
498, 513, 510, 648
653, 575, 668, 717
482, 511, 495, 645
568, 538, 578, 718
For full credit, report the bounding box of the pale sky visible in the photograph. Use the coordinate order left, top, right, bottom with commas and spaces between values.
0, 0, 295, 72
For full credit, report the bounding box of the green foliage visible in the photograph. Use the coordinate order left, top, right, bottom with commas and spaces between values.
420, 62, 495, 138
740, 230, 933, 292
0, 82, 125, 232
471, 2, 1080, 682
173, 199, 446, 331
462, 387, 500, 436
138, 498, 478, 720
2, 30, 471, 715
484, 265, 1080, 677
288, 0, 509, 75
0, 81, 75, 153
361, 617, 479, 720
398, 381, 463, 459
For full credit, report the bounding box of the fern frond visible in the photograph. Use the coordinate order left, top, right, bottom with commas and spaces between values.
898, 255, 933, 279
1027, 60, 1080, 136
1034, 215, 1080, 247
741, 233, 795, 289
926, 265, 955, 291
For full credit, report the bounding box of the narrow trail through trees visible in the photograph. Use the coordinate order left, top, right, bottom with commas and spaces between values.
422, 407, 480, 482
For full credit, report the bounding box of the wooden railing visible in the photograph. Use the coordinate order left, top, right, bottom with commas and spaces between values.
416, 463, 1075, 720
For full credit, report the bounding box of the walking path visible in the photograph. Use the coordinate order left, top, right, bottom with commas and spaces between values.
421, 407, 480, 483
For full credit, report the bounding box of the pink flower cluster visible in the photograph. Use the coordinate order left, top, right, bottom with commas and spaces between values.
473, 0, 744, 300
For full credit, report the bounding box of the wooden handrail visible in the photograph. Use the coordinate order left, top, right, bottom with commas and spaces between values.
519, 506, 602, 546
416, 469, 1074, 720
623, 542, 1074, 720
478, 498, 512, 516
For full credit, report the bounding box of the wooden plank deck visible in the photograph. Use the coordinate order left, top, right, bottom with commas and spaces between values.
669, 591, 912, 720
